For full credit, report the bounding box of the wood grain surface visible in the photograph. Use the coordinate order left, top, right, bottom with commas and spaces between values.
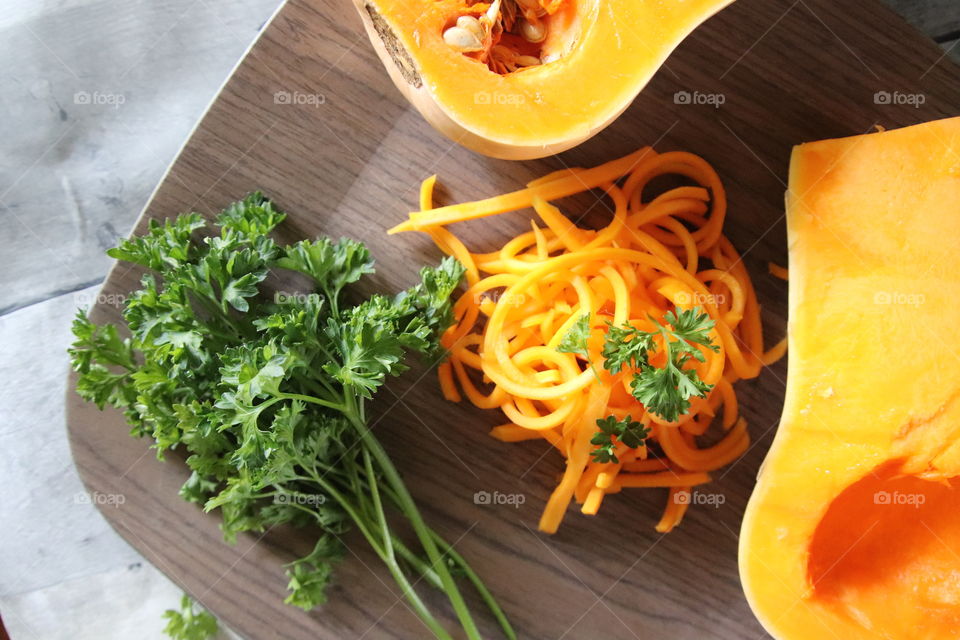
66, 0, 960, 638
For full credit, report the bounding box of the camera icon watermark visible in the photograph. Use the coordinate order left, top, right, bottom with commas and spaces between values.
73, 90, 126, 109
275, 492, 326, 506
274, 291, 322, 304
73, 291, 127, 309
673, 90, 726, 109
873, 90, 926, 108
873, 290, 925, 307
74, 491, 126, 507
274, 90, 326, 107
473, 490, 526, 509
473, 91, 525, 106
674, 291, 726, 307
673, 490, 725, 507
473, 291, 526, 307
874, 490, 925, 508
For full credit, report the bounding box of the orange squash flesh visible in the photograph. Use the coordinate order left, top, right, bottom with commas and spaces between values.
740, 116, 960, 639
354, 0, 734, 159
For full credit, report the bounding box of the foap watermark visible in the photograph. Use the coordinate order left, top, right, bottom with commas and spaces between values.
473, 291, 527, 307
874, 90, 926, 108
274, 90, 326, 107
674, 90, 726, 109
75, 491, 126, 507
673, 490, 726, 507
74, 291, 127, 309
674, 291, 726, 307
274, 291, 323, 304
474, 90, 525, 106
873, 291, 925, 307
74, 90, 126, 109
275, 492, 327, 506
473, 490, 526, 509
874, 490, 925, 508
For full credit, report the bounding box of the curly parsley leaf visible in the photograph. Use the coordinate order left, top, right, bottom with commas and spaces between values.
276, 237, 374, 298
69, 311, 137, 411
284, 534, 344, 610
216, 191, 285, 238
629, 355, 712, 423
600, 307, 718, 423
590, 415, 650, 464
557, 313, 591, 358
162, 594, 218, 640
107, 214, 205, 271
664, 306, 719, 350
600, 322, 655, 374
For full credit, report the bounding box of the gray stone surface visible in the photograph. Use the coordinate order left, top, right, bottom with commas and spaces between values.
942, 39, 960, 63
0, 286, 247, 639
0, 2, 279, 637
887, 0, 960, 39
0, 0, 282, 315
0, 286, 140, 596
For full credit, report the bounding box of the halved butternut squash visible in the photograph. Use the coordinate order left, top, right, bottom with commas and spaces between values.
354, 0, 734, 159
740, 116, 960, 639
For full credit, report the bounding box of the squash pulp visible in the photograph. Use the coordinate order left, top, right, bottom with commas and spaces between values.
740, 116, 960, 639
354, 0, 735, 159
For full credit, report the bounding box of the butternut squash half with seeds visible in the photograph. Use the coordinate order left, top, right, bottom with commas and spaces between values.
740, 116, 960, 639
354, 0, 734, 159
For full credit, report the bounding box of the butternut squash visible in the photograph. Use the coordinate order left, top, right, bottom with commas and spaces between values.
740, 116, 960, 639
354, 0, 734, 159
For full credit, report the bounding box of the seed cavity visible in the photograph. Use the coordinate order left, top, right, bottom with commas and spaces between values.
442, 0, 568, 74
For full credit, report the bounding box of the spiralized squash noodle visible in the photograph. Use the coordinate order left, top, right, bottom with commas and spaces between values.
390, 147, 783, 533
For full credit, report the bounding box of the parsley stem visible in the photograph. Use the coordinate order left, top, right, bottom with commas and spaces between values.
292, 368, 338, 401
276, 392, 344, 413
343, 399, 483, 640
302, 465, 451, 638
379, 483, 517, 640
429, 531, 517, 640
362, 448, 454, 639
307, 468, 444, 590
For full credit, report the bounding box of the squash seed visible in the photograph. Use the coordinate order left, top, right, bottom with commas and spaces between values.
520, 18, 546, 43
456, 15, 485, 41
443, 25, 483, 51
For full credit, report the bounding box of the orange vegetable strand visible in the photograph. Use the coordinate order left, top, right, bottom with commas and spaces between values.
392, 147, 783, 533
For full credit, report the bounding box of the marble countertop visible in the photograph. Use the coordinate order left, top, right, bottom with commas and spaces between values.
0, 1, 956, 638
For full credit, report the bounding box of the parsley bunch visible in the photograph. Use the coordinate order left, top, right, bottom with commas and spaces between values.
70, 194, 514, 640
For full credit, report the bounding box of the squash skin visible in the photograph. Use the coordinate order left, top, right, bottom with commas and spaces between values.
740, 117, 960, 639
354, 0, 735, 159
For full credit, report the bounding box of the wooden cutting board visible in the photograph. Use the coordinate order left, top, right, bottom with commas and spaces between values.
65, 1, 960, 638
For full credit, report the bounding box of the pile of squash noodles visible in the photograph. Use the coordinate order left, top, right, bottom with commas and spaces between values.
389, 147, 785, 533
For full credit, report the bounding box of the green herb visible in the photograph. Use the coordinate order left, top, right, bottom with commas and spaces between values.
600, 322, 655, 374
70, 193, 514, 640
557, 312, 591, 357
162, 595, 217, 640
590, 415, 650, 464
660, 306, 718, 349
601, 307, 718, 423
